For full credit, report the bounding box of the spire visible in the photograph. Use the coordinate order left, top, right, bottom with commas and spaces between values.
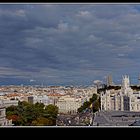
121, 75, 131, 95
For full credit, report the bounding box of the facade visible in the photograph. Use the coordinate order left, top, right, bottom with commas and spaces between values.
25, 86, 97, 112
33, 95, 50, 106
2, 100, 18, 108
107, 75, 113, 86
101, 75, 140, 112
47, 93, 63, 105
0, 100, 12, 126
28, 95, 53, 106
56, 87, 97, 114
56, 95, 82, 114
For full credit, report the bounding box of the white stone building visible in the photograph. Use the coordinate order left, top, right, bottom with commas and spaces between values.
2, 100, 18, 108
0, 100, 12, 126
56, 86, 97, 114
101, 75, 140, 112
56, 95, 82, 114
32, 95, 50, 105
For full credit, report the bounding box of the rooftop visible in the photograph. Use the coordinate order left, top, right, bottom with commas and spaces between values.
93, 111, 140, 126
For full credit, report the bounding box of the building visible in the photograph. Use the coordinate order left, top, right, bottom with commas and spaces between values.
107, 75, 113, 86
47, 93, 63, 105
93, 110, 140, 126
101, 75, 140, 112
56, 86, 97, 114
28, 95, 52, 106
2, 100, 18, 108
28, 96, 34, 104
0, 100, 12, 126
56, 95, 82, 114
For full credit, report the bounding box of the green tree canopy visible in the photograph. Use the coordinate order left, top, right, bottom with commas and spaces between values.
6, 101, 58, 126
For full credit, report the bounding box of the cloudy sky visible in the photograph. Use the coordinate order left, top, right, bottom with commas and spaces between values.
0, 4, 140, 86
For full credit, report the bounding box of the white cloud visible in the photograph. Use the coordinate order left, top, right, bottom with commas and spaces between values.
15, 9, 26, 17
87, 34, 99, 41
77, 11, 91, 17
58, 22, 69, 32
1, 4, 140, 85
117, 53, 125, 57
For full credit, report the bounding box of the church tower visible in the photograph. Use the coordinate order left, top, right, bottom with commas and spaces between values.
120, 75, 132, 111
121, 75, 133, 96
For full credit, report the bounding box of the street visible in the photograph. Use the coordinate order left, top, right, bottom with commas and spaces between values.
56, 109, 93, 126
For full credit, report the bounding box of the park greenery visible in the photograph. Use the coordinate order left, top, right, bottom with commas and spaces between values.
77, 94, 100, 113
6, 101, 58, 126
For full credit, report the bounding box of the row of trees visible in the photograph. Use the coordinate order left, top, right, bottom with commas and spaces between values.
77, 94, 100, 113
6, 101, 58, 126
130, 86, 140, 91
97, 85, 121, 93
98, 85, 140, 92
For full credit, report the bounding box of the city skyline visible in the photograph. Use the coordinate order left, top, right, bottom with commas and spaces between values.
1, 4, 140, 85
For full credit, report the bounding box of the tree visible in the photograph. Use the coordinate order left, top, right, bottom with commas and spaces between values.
6, 101, 59, 126
6, 105, 18, 116
90, 94, 97, 103
7, 115, 22, 126
44, 104, 58, 125
6, 105, 17, 112
45, 104, 58, 118
83, 101, 90, 108
32, 117, 53, 126
93, 99, 100, 113
77, 94, 99, 113
35, 102, 45, 109
78, 107, 83, 113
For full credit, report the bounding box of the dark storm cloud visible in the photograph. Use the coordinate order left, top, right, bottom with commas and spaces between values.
0, 4, 140, 85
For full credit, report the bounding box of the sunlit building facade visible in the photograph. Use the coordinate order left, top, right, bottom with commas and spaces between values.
101, 75, 140, 112
0, 100, 12, 126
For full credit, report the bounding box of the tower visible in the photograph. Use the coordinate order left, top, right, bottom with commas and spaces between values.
107, 75, 113, 86
121, 75, 132, 111
122, 75, 130, 90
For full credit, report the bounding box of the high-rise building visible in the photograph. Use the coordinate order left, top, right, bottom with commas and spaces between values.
107, 75, 113, 86
28, 96, 34, 104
